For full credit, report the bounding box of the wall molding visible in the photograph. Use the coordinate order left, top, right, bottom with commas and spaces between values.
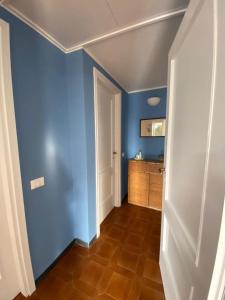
83, 48, 125, 91
75, 235, 96, 248
0, 3, 127, 91
35, 239, 76, 283
66, 9, 186, 53
0, 3, 183, 93
1, 2, 186, 55
0, 3, 180, 94
128, 85, 167, 94
1, 3, 67, 52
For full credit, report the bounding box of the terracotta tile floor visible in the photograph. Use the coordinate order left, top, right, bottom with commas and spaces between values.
15, 201, 165, 300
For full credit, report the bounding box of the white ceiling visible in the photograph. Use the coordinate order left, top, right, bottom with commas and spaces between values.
85, 16, 183, 92
2, 0, 189, 91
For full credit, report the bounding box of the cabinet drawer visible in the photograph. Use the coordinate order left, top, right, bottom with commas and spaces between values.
128, 161, 148, 173
148, 163, 163, 173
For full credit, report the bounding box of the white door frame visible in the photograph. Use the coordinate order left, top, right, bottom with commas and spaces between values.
93, 67, 122, 238
207, 1, 225, 297
0, 19, 35, 296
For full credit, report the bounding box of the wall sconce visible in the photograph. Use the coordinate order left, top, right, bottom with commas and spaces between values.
147, 97, 160, 106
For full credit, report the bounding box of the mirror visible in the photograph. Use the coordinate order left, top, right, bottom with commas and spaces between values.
140, 118, 166, 137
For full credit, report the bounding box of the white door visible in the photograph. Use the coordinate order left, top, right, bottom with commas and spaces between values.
97, 80, 115, 223
0, 19, 35, 299
160, 0, 225, 300
0, 123, 20, 299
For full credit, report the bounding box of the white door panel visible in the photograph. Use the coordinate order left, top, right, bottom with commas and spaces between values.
97, 81, 115, 223
160, 0, 225, 299
98, 84, 113, 171
99, 170, 114, 223
169, 0, 213, 246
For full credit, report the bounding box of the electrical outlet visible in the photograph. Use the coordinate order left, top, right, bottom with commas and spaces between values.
30, 177, 45, 190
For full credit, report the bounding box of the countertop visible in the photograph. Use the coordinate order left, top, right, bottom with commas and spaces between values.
129, 158, 164, 164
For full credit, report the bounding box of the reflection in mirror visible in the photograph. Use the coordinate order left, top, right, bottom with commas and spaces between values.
140, 118, 166, 137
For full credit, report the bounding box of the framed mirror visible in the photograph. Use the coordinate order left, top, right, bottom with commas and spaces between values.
140, 118, 166, 137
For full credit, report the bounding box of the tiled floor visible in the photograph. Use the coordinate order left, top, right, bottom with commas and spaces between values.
15, 201, 164, 300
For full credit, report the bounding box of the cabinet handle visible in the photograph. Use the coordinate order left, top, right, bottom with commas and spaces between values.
159, 167, 165, 174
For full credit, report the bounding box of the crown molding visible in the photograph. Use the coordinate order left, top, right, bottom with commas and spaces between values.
1, 2, 66, 52
128, 85, 167, 94
66, 8, 186, 53
0, 3, 186, 55
0, 2, 182, 93
0, 2, 127, 91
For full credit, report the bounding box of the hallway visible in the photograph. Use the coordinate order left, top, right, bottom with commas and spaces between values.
15, 201, 164, 300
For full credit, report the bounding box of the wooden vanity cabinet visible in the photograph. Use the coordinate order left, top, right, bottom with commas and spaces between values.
128, 160, 163, 210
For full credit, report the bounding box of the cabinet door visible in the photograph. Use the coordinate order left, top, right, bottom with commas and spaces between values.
149, 173, 163, 210
128, 171, 149, 207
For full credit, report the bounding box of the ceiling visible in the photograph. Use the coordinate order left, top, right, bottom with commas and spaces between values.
85, 16, 183, 92
1, 0, 189, 91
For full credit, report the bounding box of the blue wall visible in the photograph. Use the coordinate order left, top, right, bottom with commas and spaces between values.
0, 8, 75, 279
122, 88, 167, 195
126, 88, 167, 159
0, 6, 165, 279
65, 50, 90, 244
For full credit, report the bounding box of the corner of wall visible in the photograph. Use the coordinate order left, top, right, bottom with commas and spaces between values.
65, 49, 90, 244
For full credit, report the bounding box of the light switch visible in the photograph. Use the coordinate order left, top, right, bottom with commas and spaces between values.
30, 177, 45, 190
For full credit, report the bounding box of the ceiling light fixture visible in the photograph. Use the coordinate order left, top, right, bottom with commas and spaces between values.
147, 97, 161, 106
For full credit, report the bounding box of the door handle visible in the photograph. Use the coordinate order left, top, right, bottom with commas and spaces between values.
113, 151, 117, 155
